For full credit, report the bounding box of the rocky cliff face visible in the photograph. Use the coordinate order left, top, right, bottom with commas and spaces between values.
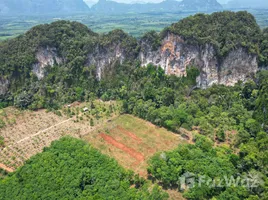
32, 47, 63, 80
140, 33, 258, 88
219, 48, 257, 86
0, 77, 9, 96
87, 44, 126, 80
29, 33, 258, 89
32, 43, 129, 81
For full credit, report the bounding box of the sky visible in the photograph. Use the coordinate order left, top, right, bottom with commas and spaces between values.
84, 0, 230, 7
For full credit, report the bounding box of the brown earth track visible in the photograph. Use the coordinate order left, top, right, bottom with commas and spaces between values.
99, 133, 144, 162
116, 126, 142, 143
0, 163, 14, 173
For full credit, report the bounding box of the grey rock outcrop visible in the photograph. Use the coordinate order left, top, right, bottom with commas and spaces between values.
0, 77, 9, 96
140, 33, 258, 88
30, 33, 258, 89
32, 47, 62, 80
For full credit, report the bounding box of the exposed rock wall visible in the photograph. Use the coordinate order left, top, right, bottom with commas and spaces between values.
87, 44, 125, 80
219, 48, 257, 86
30, 33, 258, 89
0, 77, 9, 96
31, 43, 128, 81
32, 47, 62, 80
140, 33, 258, 88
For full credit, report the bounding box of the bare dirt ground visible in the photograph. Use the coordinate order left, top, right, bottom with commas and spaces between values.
0, 101, 120, 170
84, 114, 186, 200
0, 163, 13, 173
84, 114, 185, 176
100, 133, 145, 163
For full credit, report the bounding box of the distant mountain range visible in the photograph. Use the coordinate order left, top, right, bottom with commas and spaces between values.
225, 0, 268, 9
0, 0, 223, 15
0, 0, 89, 15
1, 0, 268, 16
91, 0, 223, 14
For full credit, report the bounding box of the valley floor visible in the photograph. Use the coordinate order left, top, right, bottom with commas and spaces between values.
1, 9, 268, 41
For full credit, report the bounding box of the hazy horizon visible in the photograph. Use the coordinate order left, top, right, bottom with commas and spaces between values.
83, 0, 234, 7
84, 0, 268, 8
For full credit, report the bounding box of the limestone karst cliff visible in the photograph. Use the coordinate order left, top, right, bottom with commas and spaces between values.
0, 12, 266, 98
140, 33, 258, 88
30, 32, 258, 89
28, 32, 258, 90
33, 47, 63, 80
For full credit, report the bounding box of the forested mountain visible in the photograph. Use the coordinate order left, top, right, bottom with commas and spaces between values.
0, 11, 266, 107
0, 0, 89, 15
91, 0, 223, 14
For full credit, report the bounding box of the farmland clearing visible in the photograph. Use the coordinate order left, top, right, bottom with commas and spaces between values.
0, 103, 186, 199
0, 101, 121, 170
83, 114, 185, 177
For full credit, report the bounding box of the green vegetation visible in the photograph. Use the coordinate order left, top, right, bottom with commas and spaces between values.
0, 20, 97, 78
1, 10, 268, 41
148, 136, 236, 199
148, 134, 268, 199
141, 31, 161, 51
0, 137, 168, 200
253, 70, 268, 126
164, 11, 261, 58
0, 169, 8, 181
99, 29, 139, 60
96, 64, 268, 199
0, 11, 267, 200
0, 136, 4, 147
259, 27, 268, 66
1, 12, 268, 112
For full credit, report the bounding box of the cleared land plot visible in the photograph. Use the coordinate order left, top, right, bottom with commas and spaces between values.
0, 101, 120, 170
84, 114, 184, 177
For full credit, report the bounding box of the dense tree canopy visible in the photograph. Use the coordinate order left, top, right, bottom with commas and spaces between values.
0, 137, 168, 200
148, 133, 267, 200
259, 28, 268, 66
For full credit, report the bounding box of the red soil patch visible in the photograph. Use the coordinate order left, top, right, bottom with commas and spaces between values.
100, 133, 144, 162
0, 163, 14, 173
116, 126, 142, 143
